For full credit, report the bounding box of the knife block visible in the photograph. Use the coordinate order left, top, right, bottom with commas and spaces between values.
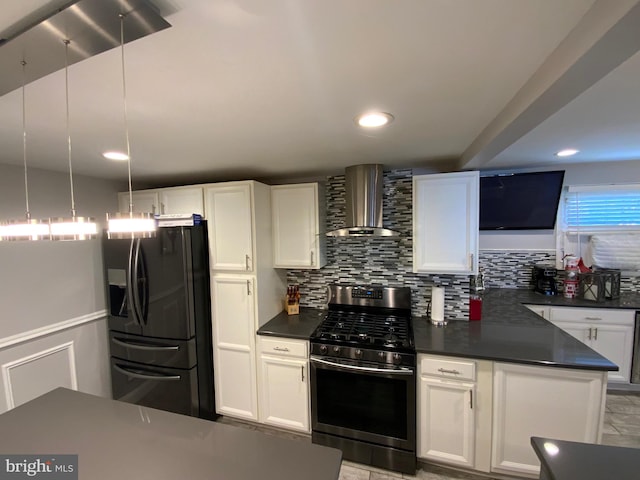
284, 298, 300, 315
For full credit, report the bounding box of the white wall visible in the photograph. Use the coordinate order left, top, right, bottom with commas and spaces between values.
0, 164, 123, 406
479, 160, 640, 250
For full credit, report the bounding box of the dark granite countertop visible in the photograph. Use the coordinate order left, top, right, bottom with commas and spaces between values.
413, 288, 633, 370
0, 388, 342, 480
258, 289, 639, 371
531, 436, 640, 480
257, 308, 326, 340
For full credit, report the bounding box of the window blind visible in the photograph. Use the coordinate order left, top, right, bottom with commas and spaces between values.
564, 185, 640, 230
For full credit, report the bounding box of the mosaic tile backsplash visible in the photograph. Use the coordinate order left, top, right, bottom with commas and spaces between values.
285, 169, 637, 319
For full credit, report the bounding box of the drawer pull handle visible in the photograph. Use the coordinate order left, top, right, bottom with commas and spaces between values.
274, 347, 290, 352
585, 317, 602, 321
437, 368, 461, 375
594, 327, 598, 340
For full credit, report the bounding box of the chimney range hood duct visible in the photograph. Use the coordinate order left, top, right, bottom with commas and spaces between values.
327, 164, 399, 237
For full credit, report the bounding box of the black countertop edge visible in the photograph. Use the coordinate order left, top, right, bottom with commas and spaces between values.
414, 344, 618, 371
256, 308, 326, 340
531, 436, 640, 480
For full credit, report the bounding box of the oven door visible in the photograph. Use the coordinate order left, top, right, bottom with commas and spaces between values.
310, 355, 416, 452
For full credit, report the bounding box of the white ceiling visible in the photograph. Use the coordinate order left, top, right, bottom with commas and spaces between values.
0, 0, 639, 187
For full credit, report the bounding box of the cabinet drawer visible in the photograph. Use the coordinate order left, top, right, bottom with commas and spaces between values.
420, 355, 476, 381
258, 337, 308, 358
549, 307, 635, 325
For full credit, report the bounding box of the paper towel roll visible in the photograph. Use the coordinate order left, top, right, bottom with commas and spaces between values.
430, 286, 445, 321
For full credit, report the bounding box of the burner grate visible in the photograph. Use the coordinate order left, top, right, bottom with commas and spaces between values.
315, 310, 412, 348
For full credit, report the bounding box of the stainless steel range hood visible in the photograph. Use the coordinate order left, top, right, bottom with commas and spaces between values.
326, 164, 399, 237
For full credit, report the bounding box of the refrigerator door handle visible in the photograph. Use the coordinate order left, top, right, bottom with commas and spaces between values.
127, 239, 141, 326
113, 364, 181, 381
112, 337, 180, 351
131, 239, 146, 325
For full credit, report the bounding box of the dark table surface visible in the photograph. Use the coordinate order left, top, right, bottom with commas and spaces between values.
0, 388, 342, 480
531, 436, 640, 480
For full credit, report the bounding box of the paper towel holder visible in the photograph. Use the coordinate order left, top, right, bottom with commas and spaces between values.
429, 285, 448, 326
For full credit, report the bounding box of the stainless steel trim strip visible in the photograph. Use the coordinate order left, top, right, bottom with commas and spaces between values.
112, 337, 180, 351
310, 356, 414, 375
113, 364, 181, 381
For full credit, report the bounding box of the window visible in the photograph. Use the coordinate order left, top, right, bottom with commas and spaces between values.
559, 184, 640, 271
563, 185, 640, 232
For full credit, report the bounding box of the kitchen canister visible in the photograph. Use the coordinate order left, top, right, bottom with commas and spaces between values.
563, 255, 579, 299
430, 286, 446, 326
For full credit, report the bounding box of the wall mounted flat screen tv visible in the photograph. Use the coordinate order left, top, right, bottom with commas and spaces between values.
479, 170, 565, 230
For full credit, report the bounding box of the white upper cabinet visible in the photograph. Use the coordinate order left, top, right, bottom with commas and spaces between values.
271, 183, 326, 269
413, 171, 479, 274
117, 190, 159, 215
159, 186, 204, 216
205, 182, 255, 272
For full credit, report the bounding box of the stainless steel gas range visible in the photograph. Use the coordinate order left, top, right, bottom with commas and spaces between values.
309, 285, 416, 475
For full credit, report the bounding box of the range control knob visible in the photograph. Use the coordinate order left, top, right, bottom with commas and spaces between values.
378, 351, 385, 360
333, 346, 341, 355
392, 353, 402, 365
319, 345, 328, 355
354, 349, 363, 359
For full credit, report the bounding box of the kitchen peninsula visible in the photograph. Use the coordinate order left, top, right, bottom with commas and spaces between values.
258, 287, 640, 478
0, 388, 342, 480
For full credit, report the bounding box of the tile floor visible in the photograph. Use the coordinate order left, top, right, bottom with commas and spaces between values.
218, 392, 640, 480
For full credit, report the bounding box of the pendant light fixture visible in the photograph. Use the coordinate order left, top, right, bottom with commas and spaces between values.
50, 39, 98, 241
0, 60, 51, 242
106, 13, 156, 239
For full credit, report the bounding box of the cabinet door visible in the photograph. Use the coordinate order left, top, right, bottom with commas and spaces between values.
211, 275, 257, 420
206, 184, 254, 272
413, 171, 479, 274
591, 324, 634, 383
118, 191, 159, 214
418, 377, 475, 468
523, 305, 550, 321
259, 355, 309, 432
552, 320, 590, 344
491, 363, 605, 477
272, 184, 323, 269
159, 187, 204, 216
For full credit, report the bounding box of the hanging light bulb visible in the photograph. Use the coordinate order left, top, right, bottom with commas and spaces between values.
0, 60, 51, 242
50, 39, 98, 241
106, 13, 156, 239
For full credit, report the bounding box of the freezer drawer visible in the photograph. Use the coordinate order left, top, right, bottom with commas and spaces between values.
110, 358, 199, 417
109, 331, 197, 369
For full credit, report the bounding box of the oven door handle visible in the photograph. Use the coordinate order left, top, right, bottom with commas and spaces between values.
310, 356, 414, 375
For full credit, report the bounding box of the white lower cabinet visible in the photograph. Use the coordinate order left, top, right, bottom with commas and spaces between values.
524, 305, 635, 383
417, 355, 493, 472
258, 337, 310, 433
549, 307, 635, 383
491, 362, 606, 477
418, 377, 476, 468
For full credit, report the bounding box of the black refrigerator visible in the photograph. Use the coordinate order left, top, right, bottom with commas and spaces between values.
102, 223, 216, 420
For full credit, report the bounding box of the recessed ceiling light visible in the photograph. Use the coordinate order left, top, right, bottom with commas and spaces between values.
356, 112, 394, 128
555, 149, 579, 157
103, 151, 129, 161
